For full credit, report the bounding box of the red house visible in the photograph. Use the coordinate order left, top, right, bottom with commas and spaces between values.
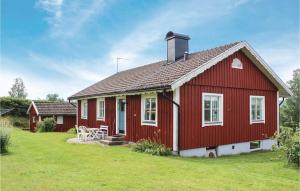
69, 32, 291, 156
27, 101, 77, 132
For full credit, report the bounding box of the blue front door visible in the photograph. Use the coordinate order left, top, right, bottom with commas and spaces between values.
118, 99, 126, 134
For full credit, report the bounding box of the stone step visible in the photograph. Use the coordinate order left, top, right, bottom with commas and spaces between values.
99, 139, 128, 146
106, 136, 125, 141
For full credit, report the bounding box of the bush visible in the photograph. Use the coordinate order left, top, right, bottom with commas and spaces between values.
132, 139, 172, 156
67, 127, 76, 134
37, 117, 56, 132
276, 127, 300, 167
2, 116, 28, 129
0, 124, 11, 154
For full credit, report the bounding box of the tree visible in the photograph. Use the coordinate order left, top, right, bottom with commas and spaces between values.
280, 69, 300, 131
46, 93, 64, 101
8, 78, 27, 99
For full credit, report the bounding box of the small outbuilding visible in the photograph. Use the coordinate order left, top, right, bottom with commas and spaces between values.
27, 101, 77, 132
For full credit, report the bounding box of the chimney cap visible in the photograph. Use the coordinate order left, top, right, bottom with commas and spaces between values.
165, 31, 190, 41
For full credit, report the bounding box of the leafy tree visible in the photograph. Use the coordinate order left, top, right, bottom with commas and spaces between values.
46, 93, 64, 102
280, 69, 300, 131
8, 78, 27, 99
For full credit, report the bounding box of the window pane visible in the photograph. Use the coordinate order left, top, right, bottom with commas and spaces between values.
251, 100, 256, 120
151, 99, 156, 109
144, 111, 150, 120
150, 111, 156, 121
257, 98, 262, 120
212, 108, 219, 122
145, 99, 150, 109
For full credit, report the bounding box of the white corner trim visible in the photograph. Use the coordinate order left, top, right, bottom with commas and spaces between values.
202, 92, 224, 127
249, 95, 265, 124
26, 101, 39, 115
170, 41, 292, 97
141, 93, 158, 127
173, 87, 180, 152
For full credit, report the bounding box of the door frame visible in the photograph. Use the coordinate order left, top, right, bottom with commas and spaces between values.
116, 96, 126, 135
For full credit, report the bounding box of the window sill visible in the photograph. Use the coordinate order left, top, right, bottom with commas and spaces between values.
202, 122, 223, 127
141, 121, 157, 127
250, 120, 265, 124
96, 118, 105, 121
250, 148, 261, 152
81, 116, 87, 120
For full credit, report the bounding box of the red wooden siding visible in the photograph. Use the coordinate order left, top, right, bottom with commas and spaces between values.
55, 115, 76, 132
180, 50, 278, 150
125, 92, 173, 148
29, 106, 38, 132
78, 97, 116, 136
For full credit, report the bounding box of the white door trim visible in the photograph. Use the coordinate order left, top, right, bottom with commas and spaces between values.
116, 96, 126, 135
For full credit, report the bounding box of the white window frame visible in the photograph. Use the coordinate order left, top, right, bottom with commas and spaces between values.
231, 58, 243, 69
250, 95, 265, 124
202, 92, 224, 127
81, 99, 88, 119
32, 116, 36, 123
57, 116, 64, 124
250, 140, 261, 151
141, 94, 158, 127
96, 98, 105, 121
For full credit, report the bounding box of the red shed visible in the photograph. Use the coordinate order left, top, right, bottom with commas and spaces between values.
69, 31, 291, 156
27, 101, 77, 132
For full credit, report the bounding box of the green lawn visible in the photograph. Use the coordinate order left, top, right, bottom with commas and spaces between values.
1, 128, 299, 191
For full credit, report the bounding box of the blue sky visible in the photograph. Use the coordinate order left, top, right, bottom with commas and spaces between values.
1, 0, 299, 99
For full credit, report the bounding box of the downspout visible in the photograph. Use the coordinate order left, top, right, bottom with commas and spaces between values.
162, 89, 181, 156
279, 97, 285, 106
68, 99, 77, 107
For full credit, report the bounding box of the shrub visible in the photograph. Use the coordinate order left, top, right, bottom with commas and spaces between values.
67, 127, 76, 134
132, 139, 172, 156
276, 127, 300, 167
37, 117, 56, 132
2, 116, 28, 129
0, 125, 11, 154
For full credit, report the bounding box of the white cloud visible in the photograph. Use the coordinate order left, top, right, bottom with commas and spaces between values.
0, 68, 84, 100
108, 0, 249, 69
255, 33, 300, 82
37, 0, 107, 39
28, 53, 106, 82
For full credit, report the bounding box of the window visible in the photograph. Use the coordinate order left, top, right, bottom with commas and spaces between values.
81, 100, 88, 119
57, 116, 64, 124
231, 58, 243, 69
202, 93, 223, 127
97, 98, 105, 120
250, 141, 261, 150
250, 96, 265, 124
32, 116, 35, 123
141, 94, 157, 126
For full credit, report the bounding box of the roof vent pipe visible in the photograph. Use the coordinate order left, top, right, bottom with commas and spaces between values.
183, 51, 189, 61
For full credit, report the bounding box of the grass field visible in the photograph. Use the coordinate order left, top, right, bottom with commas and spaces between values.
1, 128, 299, 191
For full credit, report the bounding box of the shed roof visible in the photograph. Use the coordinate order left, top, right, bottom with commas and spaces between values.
27, 101, 77, 116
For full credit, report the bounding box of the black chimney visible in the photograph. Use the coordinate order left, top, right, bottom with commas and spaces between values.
165, 31, 190, 62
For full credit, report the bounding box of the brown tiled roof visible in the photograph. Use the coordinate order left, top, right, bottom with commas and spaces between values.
34, 102, 77, 115
69, 42, 240, 99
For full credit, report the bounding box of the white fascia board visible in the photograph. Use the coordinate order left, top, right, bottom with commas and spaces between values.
26, 101, 39, 115
171, 41, 292, 97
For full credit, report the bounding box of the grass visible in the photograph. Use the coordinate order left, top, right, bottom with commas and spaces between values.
1, 128, 299, 191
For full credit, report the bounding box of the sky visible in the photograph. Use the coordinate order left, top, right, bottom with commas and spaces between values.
1, 0, 299, 100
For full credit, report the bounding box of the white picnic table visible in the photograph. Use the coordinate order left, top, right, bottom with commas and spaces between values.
76, 125, 108, 141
